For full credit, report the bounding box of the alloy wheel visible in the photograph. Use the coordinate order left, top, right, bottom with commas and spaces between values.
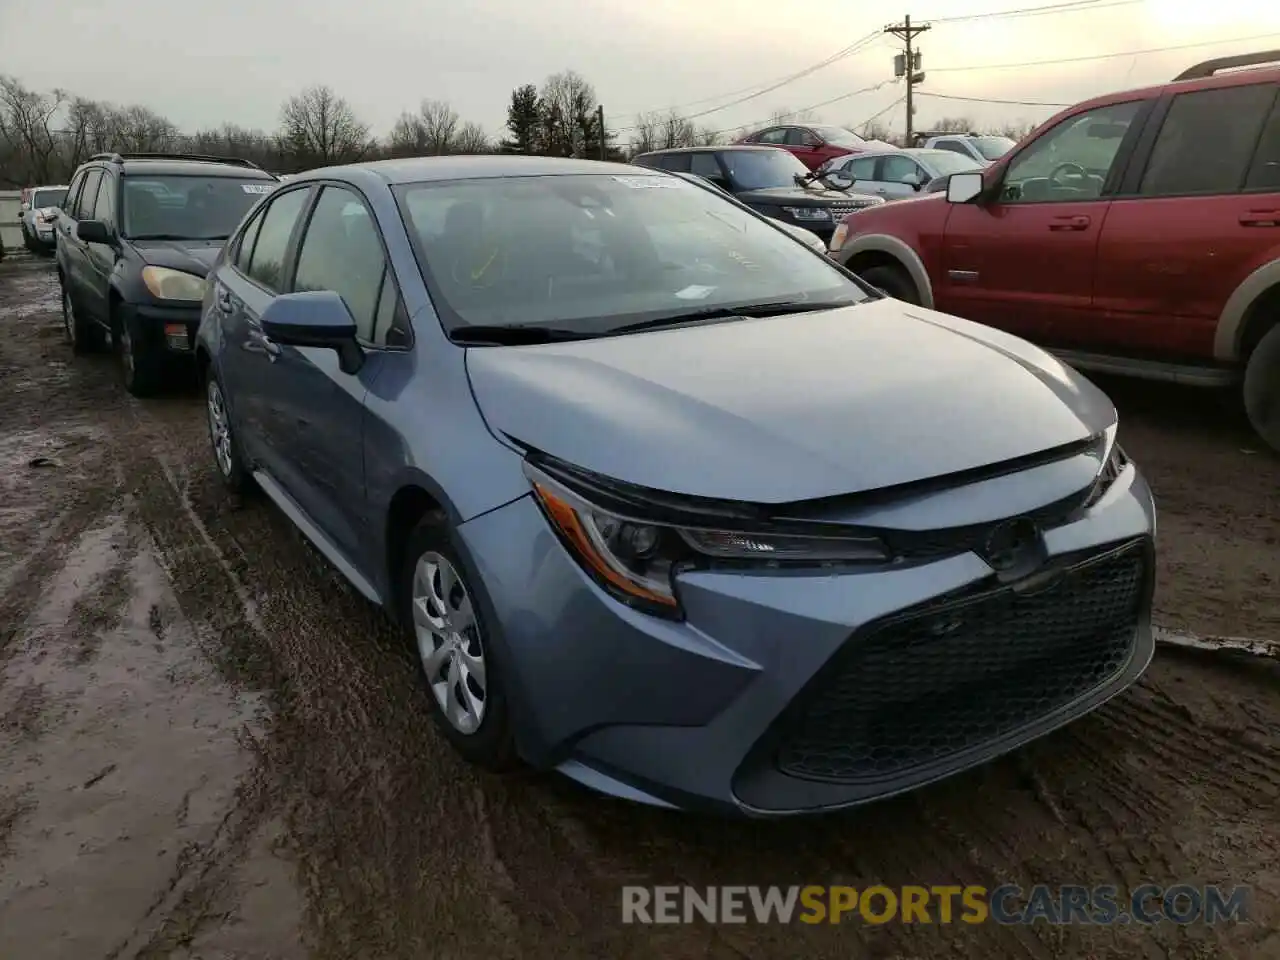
412, 551, 487, 734
206, 378, 234, 478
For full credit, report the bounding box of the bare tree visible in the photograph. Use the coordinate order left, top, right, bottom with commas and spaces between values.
0, 77, 65, 185
857, 119, 892, 142
108, 104, 179, 152
768, 106, 816, 125
453, 122, 491, 154
695, 126, 724, 147
540, 70, 596, 157
418, 100, 460, 154
279, 85, 372, 168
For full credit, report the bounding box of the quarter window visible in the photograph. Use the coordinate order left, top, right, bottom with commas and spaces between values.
1140, 84, 1278, 197
246, 188, 309, 293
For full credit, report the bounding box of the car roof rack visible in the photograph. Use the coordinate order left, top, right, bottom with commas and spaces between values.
87, 151, 264, 171
1174, 50, 1280, 81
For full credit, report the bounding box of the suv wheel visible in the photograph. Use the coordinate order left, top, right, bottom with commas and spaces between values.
1243, 323, 1280, 455
114, 307, 163, 397
400, 517, 517, 770
62, 286, 103, 354
858, 264, 920, 304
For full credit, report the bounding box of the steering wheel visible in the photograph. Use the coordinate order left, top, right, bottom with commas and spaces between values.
1048, 161, 1089, 187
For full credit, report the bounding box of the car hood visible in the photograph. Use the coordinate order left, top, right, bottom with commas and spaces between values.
465, 300, 1116, 503
735, 185, 879, 206
132, 239, 223, 276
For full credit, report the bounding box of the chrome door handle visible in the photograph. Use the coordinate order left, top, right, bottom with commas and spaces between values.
215, 288, 233, 313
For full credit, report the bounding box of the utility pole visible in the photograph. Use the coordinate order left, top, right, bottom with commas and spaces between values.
597, 104, 607, 161
885, 15, 930, 144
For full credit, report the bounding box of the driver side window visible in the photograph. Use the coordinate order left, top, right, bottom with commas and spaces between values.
881, 155, 924, 185
1001, 101, 1141, 204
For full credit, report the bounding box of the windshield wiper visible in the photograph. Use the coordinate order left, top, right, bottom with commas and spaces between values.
609, 300, 858, 335
449, 324, 587, 345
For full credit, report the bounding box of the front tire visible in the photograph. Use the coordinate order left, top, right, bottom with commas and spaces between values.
1243, 323, 1280, 455
858, 263, 920, 304
62, 285, 104, 354
401, 517, 517, 770
114, 306, 164, 397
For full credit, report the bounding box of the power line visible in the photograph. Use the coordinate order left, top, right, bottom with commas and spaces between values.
609, 31, 884, 126
926, 0, 1139, 24
930, 31, 1280, 72
915, 91, 1073, 106
699, 80, 900, 139
848, 96, 908, 135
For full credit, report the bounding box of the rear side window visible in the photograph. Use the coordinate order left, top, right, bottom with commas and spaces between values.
1139, 84, 1278, 197
246, 188, 309, 292
74, 170, 102, 219
1246, 96, 1280, 192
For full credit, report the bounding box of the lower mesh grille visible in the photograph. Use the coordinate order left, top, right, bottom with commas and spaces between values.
775, 543, 1146, 784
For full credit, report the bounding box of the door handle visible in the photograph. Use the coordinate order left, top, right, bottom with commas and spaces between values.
215, 288, 233, 313
1239, 210, 1280, 227
1048, 215, 1091, 231
261, 335, 281, 361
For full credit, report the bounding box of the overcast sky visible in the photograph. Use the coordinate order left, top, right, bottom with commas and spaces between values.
2, 0, 1278, 142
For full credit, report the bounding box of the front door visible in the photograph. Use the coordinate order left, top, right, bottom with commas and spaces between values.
66, 169, 103, 321
939, 99, 1146, 344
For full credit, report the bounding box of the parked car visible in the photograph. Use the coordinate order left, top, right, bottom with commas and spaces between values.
197, 154, 1155, 816
818, 147, 984, 201
735, 123, 894, 170
18, 184, 69, 253
913, 132, 1017, 166
670, 168, 838, 253
631, 145, 884, 242
55, 152, 277, 396
830, 50, 1280, 453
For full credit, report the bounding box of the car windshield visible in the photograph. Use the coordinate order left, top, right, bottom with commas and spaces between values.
914, 150, 984, 176
720, 150, 814, 191
121, 175, 273, 240
33, 188, 67, 210
397, 173, 867, 333
974, 136, 1016, 160
811, 125, 866, 148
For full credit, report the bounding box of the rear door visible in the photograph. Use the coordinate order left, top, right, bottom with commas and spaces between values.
939, 99, 1147, 344
56, 171, 87, 286
215, 185, 313, 480
257, 183, 406, 563
83, 171, 119, 323
1091, 81, 1280, 358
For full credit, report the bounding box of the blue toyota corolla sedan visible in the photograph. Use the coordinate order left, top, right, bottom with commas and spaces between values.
196, 155, 1156, 817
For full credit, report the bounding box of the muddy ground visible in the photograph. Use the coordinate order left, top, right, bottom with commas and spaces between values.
0, 250, 1277, 960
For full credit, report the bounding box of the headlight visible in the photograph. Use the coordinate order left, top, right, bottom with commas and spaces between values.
1083, 426, 1129, 508
141, 266, 207, 302
781, 206, 831, 221
524, 461, 888, 618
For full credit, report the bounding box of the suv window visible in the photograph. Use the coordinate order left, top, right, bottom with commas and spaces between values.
689, 153, 722, 179
1001, 100, 1141, 203
658, 154, 691, 173
293, 186, 406, 347
1246, 95, 1280, 191
64, 171, 87, 214
246, 188, 309, 292
74, 170, 102, 219
90, 173, 115, 225
755, 128, 788, 145
1140, 84, 1278, 197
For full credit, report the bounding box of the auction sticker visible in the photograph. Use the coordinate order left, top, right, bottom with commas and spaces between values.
611, 176, 686, 189
241, 183, 273, 195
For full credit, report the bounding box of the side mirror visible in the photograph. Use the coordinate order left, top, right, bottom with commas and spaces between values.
261, 290, 365, 374
76, 220, 112, 245
823, 171, 854, 191
947, 171, 985, 204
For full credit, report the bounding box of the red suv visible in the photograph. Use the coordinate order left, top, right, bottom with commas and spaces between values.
736, 123, 882, 171
829, 50, 1280, 452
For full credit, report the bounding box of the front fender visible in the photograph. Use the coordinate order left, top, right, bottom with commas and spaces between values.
839, 233, 936, 309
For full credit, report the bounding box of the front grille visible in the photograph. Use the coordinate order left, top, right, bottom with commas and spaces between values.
775, 543, 1147, 784
829, 201, 878, 218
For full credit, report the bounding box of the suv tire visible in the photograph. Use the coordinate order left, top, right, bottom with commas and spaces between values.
114, 306, 163, 397
400, 516, 517, 771
1243, 323, 1280, 455
859, 264, 920, 304
62, 285, 104, 354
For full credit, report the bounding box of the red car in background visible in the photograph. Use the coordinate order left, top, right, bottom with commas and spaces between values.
735, 123, 891, 171
826, 49, 1280, 454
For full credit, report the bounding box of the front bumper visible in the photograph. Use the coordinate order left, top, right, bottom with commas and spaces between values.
456, 460, 1157, 817
122, 302, 202, 354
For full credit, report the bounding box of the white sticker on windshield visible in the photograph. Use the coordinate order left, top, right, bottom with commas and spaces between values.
675, 285, 716, 300
241, 183, 273, 195
611, 175, 685, 189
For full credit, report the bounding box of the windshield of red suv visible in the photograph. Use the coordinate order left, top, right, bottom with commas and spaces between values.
811, 125, 867, 148
122, 175, 274, 240
974, 136, 1016, 160
397, 173, 867, 331
720, 150, 814, 191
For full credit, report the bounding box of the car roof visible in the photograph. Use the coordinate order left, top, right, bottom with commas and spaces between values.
634, 145, 786, 158
288, 155, 646, 186
115, 159, 275, 178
